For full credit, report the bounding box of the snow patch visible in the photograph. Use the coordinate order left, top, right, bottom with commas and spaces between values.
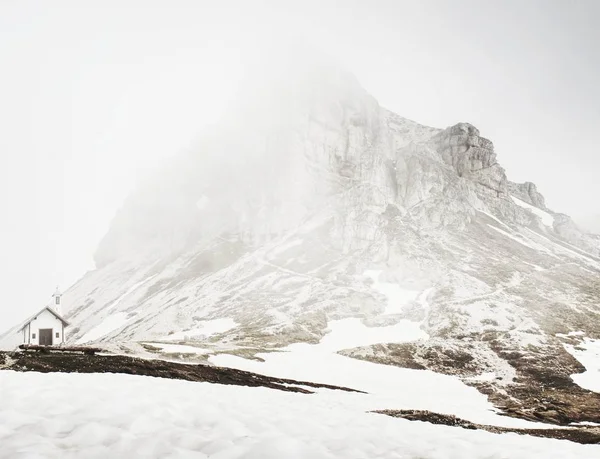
478, 210, 511, 230
556, 331, 585, 338
487, 225, 560, 259
318, 318, 428, 352
466, 372, 497, 382
487, 225, 538, 251
77, 313, 129, 344
564, 338, 600, 393
107, 275, 157, 312
511, 196, 554, 227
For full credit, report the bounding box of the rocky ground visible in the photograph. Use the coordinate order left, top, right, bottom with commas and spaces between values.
341, 338, 600, 427
2, 349, 599, 444
376, 410, 600, 445
0, 350, 360, 395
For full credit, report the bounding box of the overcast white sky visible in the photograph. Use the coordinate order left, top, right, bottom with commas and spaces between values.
1, 0, 599, 327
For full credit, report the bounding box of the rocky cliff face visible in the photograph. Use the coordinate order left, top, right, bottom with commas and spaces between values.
433, 123, 507, 196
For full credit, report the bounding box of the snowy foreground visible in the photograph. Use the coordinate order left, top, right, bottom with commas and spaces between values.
1, 370, 599, 459
2, 319, 600, 459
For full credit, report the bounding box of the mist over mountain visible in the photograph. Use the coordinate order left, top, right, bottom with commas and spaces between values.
2, 55, 600, 428
577, 215, 600, 234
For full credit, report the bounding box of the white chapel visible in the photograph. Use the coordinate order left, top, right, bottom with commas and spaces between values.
19, 288, 69, 346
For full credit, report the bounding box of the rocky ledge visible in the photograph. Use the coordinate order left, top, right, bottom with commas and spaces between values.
376, 410, 600, 445
0, 351, 361, 395
432, 122, 507, 195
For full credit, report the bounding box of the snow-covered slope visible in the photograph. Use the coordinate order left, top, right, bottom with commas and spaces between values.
2, 57, 599, 424
4, 370, 599, 459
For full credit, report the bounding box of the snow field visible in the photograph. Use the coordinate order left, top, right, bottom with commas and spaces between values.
317, 318, 428, 352
1, 370, 599, 459
211, 318, 550, 430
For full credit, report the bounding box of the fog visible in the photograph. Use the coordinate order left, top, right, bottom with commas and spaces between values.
1, 0, 599, 328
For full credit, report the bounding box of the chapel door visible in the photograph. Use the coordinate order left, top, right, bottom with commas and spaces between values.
39, 329, 53, 346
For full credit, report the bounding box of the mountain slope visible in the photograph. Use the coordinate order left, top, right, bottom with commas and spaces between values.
2, 59, 599, 423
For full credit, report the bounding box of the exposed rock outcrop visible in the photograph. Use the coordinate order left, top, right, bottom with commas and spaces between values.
431, 123, 507, 196
375, 410, 600, 444
508, 181, 547, 209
